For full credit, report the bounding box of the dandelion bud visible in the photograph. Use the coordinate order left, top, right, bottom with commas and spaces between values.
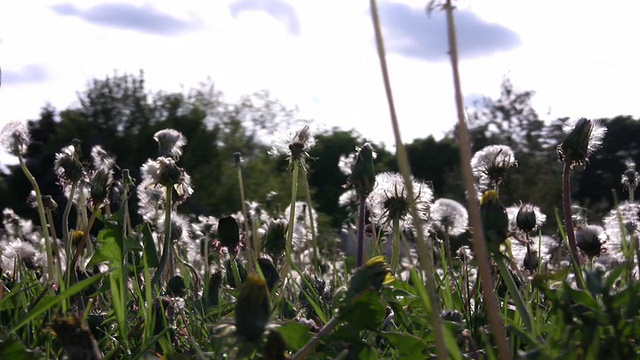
90, 167, 112, 206
258, 257, 280, 291
348, 255, 394, 295
42, 195, 58, 211
262, 219, 289, 259
480, 190, 509, 249
234, 152, 244, 169
50, 315, 102, 360
576, 225, 606, 259
516, 204, 538, 233
346, 143, 376, 198
205, 272, 222, 307
218, 216, 240, 251
441, 309, 464, 326
557, 118, 606, 167
167, 275, 186, 297
622, 161, 639, 193
235, 274, 271, 341
265, 330, 289, 360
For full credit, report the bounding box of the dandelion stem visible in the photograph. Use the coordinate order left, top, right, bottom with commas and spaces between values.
444, 227, 455, 279
443, 1, 511, 358
369, 0, 447, 358
356, 194, 367, 268
18, 155, 55, 284
152, 186, 173, 287
562, 161, 584, 287
69, 205, 99, 277
291, 316, 341, 360
236, 164, 253, 270
390, 217, 400, 274
302, 172, 319, 272
45, 207, 64, 292
284, 160, 300, 275
63, 181, 78, 288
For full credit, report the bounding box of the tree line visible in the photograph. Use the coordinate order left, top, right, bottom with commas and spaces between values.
1, 73, 639, 235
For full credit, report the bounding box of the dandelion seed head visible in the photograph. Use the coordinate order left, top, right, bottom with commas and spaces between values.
603, 202, 640, 261
369, 172, 433, 229
558, 118, 607, 167
54, 145, 84, 183
575, 225, 607, 259
90, 145, 116, 171
268, 125, 316, 162
338, 153, 356, 176
621, 160, 640, 192
471, 145, 517, 187
0, 121, 30, 156
431, 198, 468, 236
153, 129, 187, 159
338, 189, 358, 208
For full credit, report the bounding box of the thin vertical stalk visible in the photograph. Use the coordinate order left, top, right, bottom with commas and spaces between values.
45, 208, 64, 290
63, 181, 78, 288
302, 173, 319, 271
356, 195, 367, 268
69, 206, 99, 276
443, 228, 454, 276
18, 155, 55, 283
284, 161, 300, 276
443, 1, 512, 359
368, 1, 447, 358
562, 162, 585, 289
152, 186, 173, 287
390, 217, 401, 274
236, 165, 254, 270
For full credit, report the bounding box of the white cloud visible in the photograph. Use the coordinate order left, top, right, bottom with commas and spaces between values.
0, 0, 639, 167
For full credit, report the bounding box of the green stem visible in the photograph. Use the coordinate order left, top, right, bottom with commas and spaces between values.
45, 208, 64, 292
284, 160, 300, 276
390, 217, 400, 274
230, 256, 243, 292
356, 194, 367, 268
302, 172, 319, 272
63, 181, 78, 288
236, 165, 253, 270
152, 186, 173, 287
562, 161, 584, 288
369, 1, 447, 358
18, 155, 55, 283
495, 255, 534, 333
443, 2, 511, 358
69, 206, 99, 277
444, 228, 455, 282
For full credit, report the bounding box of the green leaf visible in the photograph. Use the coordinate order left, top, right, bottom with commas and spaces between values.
10, 273, 104, 332
0, 338, 40, 360
275, 321, 313, 352
139, 222, 159, 268
339, 289, 385, 330
87, 227, 123, 268
380, 332, 429, 360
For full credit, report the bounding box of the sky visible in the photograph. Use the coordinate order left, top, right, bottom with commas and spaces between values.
1, 0, 640, 165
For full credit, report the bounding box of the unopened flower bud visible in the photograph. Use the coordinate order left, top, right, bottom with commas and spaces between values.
346, 143, 376, 198
218, 216, 240, 251
235, 274, 271, 341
